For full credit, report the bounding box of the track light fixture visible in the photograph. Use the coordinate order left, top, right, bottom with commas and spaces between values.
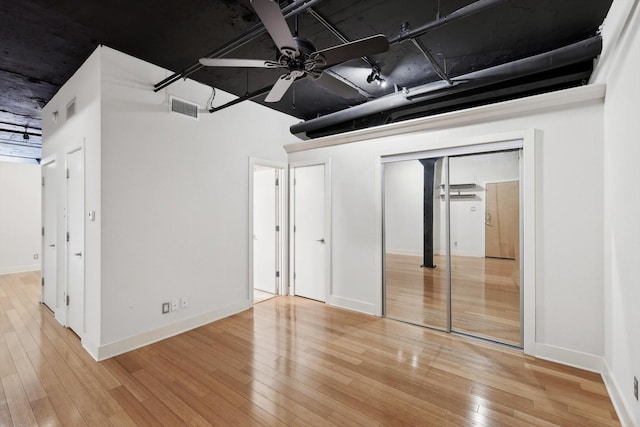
23, 126, 29, 140
366, 65, 386, 86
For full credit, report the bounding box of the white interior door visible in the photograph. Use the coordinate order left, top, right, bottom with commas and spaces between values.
42, 161, 57, 311
66, 148, 84, 335
294, 164, 326, 302
253, 167, 277, 294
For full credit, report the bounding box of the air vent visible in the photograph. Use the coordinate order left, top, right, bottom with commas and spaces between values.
170, 97, 199, 119
66, 99, 76, 119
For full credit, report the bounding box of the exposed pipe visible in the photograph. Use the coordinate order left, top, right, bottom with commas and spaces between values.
208, 85, 273, 113
0, 128, 42, 138
387, 69, 592, 123
388, 0, 509, 44
290, 35, 602, 136
154, 0, 324, 92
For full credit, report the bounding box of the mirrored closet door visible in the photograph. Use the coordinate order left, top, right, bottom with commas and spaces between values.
383, 146, 522, 347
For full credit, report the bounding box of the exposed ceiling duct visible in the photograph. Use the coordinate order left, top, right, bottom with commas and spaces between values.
290, 35, 603, 138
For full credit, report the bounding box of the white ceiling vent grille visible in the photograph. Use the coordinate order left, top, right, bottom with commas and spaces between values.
66, 99, 76, 119
170, 97, 199, 119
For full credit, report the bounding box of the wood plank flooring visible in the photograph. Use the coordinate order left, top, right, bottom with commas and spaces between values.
385, 254, 520, 345
1, 271, 620, 426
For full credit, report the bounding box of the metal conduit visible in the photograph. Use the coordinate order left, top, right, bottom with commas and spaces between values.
289, 35, 602, 136
388, 0, 509, 44
153, 0, 324, 92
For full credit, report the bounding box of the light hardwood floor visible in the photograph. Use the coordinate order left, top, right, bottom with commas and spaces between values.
254, 289, 277, 304
1, 271, 620, 426
386, 254, 520, 345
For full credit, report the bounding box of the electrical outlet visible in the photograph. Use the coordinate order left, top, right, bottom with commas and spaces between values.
634, 376, 638, 401
172, 299, 179, 312
162, 302, 170, 314
181, 297, 188, 309
33, 253, 39, 260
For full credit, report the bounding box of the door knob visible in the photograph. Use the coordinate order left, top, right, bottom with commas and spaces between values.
316, 238, 325, 243
74, 252, 82, 257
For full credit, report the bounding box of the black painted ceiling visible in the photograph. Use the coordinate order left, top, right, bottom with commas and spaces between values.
0, 0, 613, 161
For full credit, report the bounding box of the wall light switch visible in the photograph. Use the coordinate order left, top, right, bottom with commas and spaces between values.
172, 299, 179, 312
88, 211, 95, 221
181, 297, 188, 309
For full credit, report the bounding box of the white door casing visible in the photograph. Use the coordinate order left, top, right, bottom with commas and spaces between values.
66, 147, 85, 335
253, 167, 278, 294
42, 160, 57, 311
293, 164, 326, 302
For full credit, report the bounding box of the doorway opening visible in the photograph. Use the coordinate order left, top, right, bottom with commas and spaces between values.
251, 162, 286, 304
383, 144, 523, 347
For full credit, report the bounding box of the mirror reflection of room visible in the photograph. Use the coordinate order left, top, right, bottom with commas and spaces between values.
384, 150, 521, 347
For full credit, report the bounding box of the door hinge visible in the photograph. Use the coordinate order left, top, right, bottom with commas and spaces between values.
294, 178, 296, 185
276, 271, 280, 278
66, 169, 70, 179
66, 231, 70, 242
42, 227, 45, 236
41, 177, 45, 186
293, 225, 296, 233
276, 225, 280, 232
293, 272, 296, 280
42, 277, 45, 287
275, 178, 279, 186
66, 295, 70, 306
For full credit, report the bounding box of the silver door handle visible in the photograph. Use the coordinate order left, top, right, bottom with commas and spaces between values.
74, 252, 82, 257
316, 238, 325, 243
48, 244, 56, 247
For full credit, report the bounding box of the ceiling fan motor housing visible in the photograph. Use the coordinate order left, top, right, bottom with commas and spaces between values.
278, 37, 324, 76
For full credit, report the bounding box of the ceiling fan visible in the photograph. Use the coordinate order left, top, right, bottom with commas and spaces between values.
199, 0, 390, 103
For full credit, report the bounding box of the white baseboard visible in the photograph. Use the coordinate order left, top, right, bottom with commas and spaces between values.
327, 295, 375, 315
82, 337, 100, 361
385, 249, 422, 257
602, 360, 637, 427
0, 264, 41, 275
535, 343, 603, 373
94, 301, 252, 361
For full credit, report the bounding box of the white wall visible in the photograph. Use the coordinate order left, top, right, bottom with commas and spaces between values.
288, 96, 605, 368
42, 45, 300, 359
98, 47, 300, 356
601, 1, 640, 424
41, 47, 102, 347
0, 161, 41, 274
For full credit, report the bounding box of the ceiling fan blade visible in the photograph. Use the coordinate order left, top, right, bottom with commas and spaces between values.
265, 70, 304, 103
316, 34, 390, 68
314, 72, 360, 98
199, 58, 284, 68
250, 0, 299, 58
